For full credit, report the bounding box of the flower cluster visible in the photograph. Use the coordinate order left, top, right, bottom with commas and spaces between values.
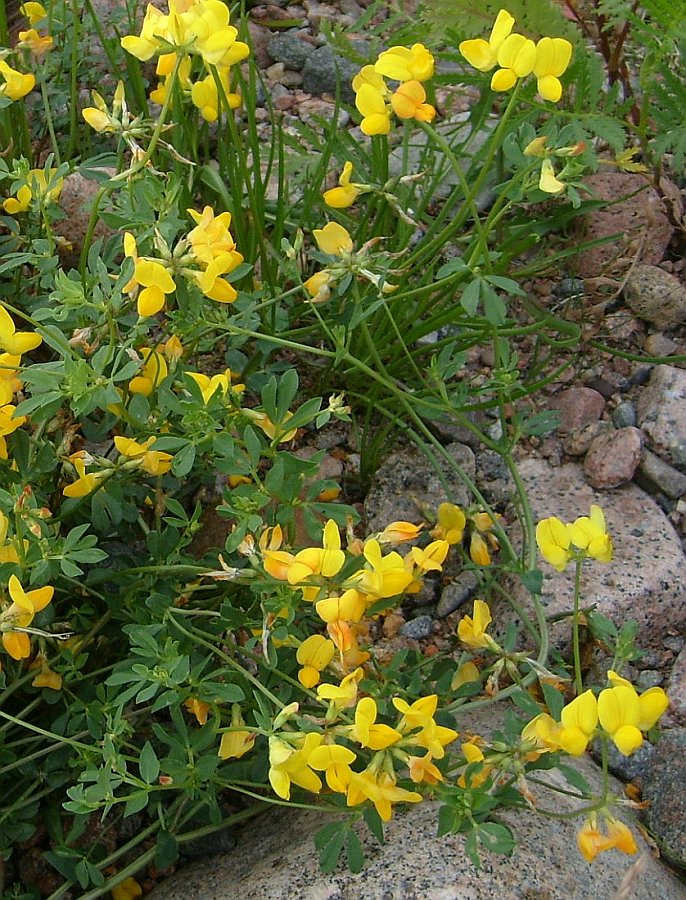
459, 9, 572, 102
122, 205, 243, 317
353, 43, 436, 136
120, 0, 249, 121
2, 167, 63, 216
523, 671, 668, 757
0, 307, 42, 459
0, 575, 54, 661
536, 504, 612, 572
263, 687, 457, 821
17, 3, 53, 57
431, 501, 500, 566
523, 134, 586, 196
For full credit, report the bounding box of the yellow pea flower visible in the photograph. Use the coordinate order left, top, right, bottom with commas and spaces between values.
577, 813, 637, 863
62, 452, 106, 498
598, 677, 668, 756
451, 660, 480, 691
17, 28, 53, 57
184, 697, 210, 725
190, 68, 241, 121
111, 876, 143, 900
322, 161, 364, 209
431, 502, 466, 545
308, 743, 357, 792
268, 731, 323, 800
491, 33, 537, 92
313, 222, 354, 257
304, 270, 333, 302
538, 158, 566, 194
0, 61, 35, 102
377, 521, 423, 544
128, 347, 168, 396
457, 599, 496, 650
559, 690, 598, 755
218, 705, 256, 759
459, 9, 515, 72
114, 436, 173, 476
374, 43, 435, 82
407, 752, 443, 784
536, 515, 572, 571
346, 769, 421, 822
0, 306, 41, 356
3, 168, 62, 215
296, 634, 335, 688
122, 233, 176, 318
568, 505, 613, 563
533, 37, 573, 103
390, 80, 436, 122
30, 657, 63, 691
408, 538, 449, 572
348, 697, 402, 750
317, 666, 363, 708
1, 574, 54, 660
354, 83, 392, 136
21, 2, 48, 25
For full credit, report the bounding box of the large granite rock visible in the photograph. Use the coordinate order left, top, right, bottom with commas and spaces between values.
149, 708, 685, 899
637, 365, 686, 471
501, 459, 686, 649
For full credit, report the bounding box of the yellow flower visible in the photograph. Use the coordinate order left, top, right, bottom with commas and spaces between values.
458, 740, 492, 788
533, 37, 573, 103
407, 752, 443, 784
347, 769, 422, 822
296, 634, 335, 688
354, 83, 392, 136
3, 168, 63, 215
431, 502, 466, 545
286, 520, 346, 585
308, 743, 357, 792
1, 574, 54, 661
250, 410, 297, 443
577, 813, 637, 863
313, 222, 354, 256
390, 81, 436, 122
374, 43, 435, 82
0, 306, 41, 356
451, 660, 480, 691
538, 158, 566, 194
114, 436, 173, 476
17, 28, 53, 57
186, 370, 236, 404
63, 452, 106, 498
348, 697, 402, 750
20, 2, 48, 25
82, 106, 114, 133
218, 705, 256, 759
111, 876, 143, 900
491, 33, 537, 92
469, 532, 491, 566
123, 233, 176, 318
0, 60, 35, 102
268, 731, 323, 800
184, 697, 210, 725
128, 347, 168, 396
315, 590, 367, 626
190, 68, 241, 121
598, 675, 668, 755
377, 521, 423, 544
30, 652, 62, 691
459, 9, 515, 72
304, 270, 333, 302
457, 600, 496, 650
323, 161, 364, 209
536, 515, 572, 571
559, 690, 598, 755
568, 505, 613, 563
352, 539, 414, 600
317, 666, 363, 708
407, 539, 449, 572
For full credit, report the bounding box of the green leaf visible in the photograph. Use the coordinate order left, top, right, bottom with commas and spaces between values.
460, 279, 481, 316
171, 442, 196, 478
541, 683, 564, 721
346, 827, 365, 873
155, 830, 179, 869
363, 806, 385, 844
123, 793, 149, 817
477, 822, 515, 856
520, 568, 543, 596
139, 741, 160, 784
557, 762, 592, 796
317, 824, 346, 873
510, 688, 542, 718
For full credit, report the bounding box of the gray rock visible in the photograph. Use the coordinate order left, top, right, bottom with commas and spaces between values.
582, 426, 643, 489
591, 737, 655, 784
635, 669, 663, 691
301, 45, 359, 102
664, 645, 686, 727
612, 400, 637, 429
643, 729, 686, 867
55, 170, 115, 269
644, 332, 679, 359
502, 460, 686, 650
637, 450, 686, 499
562, 421, 608, 457
389, 113, 497, 208
624, 265, 686, 330
364, 443, 475, 535
400, 614, 433, 639
149, 707, 686, 900
437, 570, 480, 617
637, 365, 686, 470
267, 32, 310, 71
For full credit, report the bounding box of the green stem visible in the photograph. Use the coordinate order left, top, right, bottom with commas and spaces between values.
572, 557, 584, 695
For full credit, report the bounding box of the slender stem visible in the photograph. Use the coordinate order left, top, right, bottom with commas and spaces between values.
572, 557, 584, 695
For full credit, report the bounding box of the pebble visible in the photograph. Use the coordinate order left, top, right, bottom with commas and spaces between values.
301, 44, 359, 101
664, 646, 686, 726
635, 668, 663, 690
400, 614, 433, 639
644, 332, 679, 358
591, 737, 655, 785
612, 400, 637, 428
637, 365, 686, 470
436, 570, 479, 617
548, 386, 605, 433
561, 421, 608, 457
582, 426, 643, 489
637, 450, 686, 499
624, 264, 686, 330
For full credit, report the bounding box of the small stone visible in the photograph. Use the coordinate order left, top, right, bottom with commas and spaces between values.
637, 365, 686, 470
267, 31, 310, 71
437, 571, 479, 617
612, 400, 637, 428
644, 332, 679, 358
635, 669, 663, 691
304, 0, 354, 27
400, 614, 433, 639
663, 635, 684, 654
638, 450, 686, 500
549, 387, 605, 433
664, 646, 686, 726
265, 61, 286, 81
624, 264, 686, 330
583, 376, 617, 399
562, 421, 608, 457
247, 22, 273, 68
643, 729, 686, 867
583, 426, 643, 488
